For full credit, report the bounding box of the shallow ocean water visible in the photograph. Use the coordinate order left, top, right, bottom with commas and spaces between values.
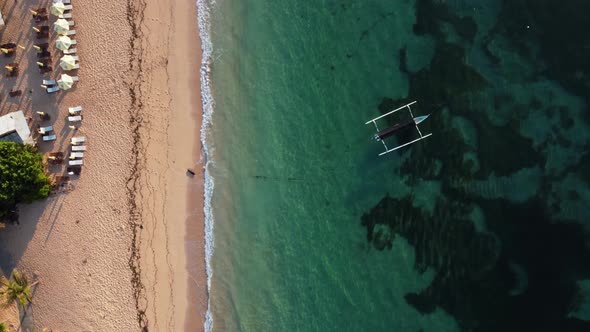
204, 0, 590, 331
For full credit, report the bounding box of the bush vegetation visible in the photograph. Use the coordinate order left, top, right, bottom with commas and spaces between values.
0, 142, 50, 221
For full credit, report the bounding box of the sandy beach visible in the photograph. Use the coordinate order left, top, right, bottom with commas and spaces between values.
131, 0, 208, 330
0, 0, 206, 330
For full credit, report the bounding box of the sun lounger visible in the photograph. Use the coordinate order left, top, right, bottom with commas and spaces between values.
46, 86, 59, 93
37, 58, 51, 67
48, 152, 64, 158
34, 42, 49, 49
36, 112, 50, 121
36, 31, 49, 39
38, 126, 53, 134
71, 76, 79, 81
71, 136, 85, 144
70, 64, 80, 70
34, 15, 48, 23
71, 145, 86, 151
63, 48, 76, 55
67, 21, 75, 27
58, 13, 73, 19
43, 79, 56, 86
68, 106, 82, 114
47, 152, 64, 164
69, 40, 77, 45
36, 25, 50, 32
68, 115, 82, 122
9, 90, 22, 97
37, 50, 51, 58
55, 175, 70, 184
70, 152, 84, 159
64, 4, 73, 10
67, 166, 81, 175
65, 30, 76, 36
69, 160, 83, 166
70, 55, 80, 61
55, 0, 71, 3
40, 66, 53, 74
42, 134, 57, 142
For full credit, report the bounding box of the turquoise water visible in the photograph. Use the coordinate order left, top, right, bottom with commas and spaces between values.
205, 0, 590, 331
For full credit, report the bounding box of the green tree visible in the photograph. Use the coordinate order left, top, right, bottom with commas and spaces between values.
0, 269, 37, 309
0, 142, 50, 220
0, 322, 6, 332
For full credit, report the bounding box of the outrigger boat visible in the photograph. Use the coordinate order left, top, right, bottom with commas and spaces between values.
365, 101, 432, 156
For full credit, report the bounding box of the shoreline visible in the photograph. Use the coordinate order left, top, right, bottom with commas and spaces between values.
132, 0, 208, 330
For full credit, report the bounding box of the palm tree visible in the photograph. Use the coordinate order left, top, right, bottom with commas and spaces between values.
0, 269, 37, 309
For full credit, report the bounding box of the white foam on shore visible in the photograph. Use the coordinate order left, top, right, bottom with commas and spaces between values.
197, 0, 215, 331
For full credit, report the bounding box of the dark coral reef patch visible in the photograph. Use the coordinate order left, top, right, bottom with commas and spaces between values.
361, 195, 590, 331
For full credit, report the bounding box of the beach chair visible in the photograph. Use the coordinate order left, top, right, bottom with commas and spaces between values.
48, 151, 64, 158
42, 134, 57, 142
70, 152, 84, 159
69, 40, 77, 45
71, 136, 85, 145
68, 106, 82, 114
33, 25, 50, 33
43, 79, 56, 86
37, 50, 51, 58
37, 58, 51, 67
65, 30, 76, 36
38, 126, 53, 134
71, 76, 80, 82
36, 112, 51, 121
63, 48, 77, 55
47, 152, 64, 164
9, 90, 22, 97
70, 64, 80, 70
64, 4, 73, 10
70, 55, 80, 61
69, 160, 83, 166
36, 32, 49, 40
55, 0, 72, 3
58, 13, 73, 19
67, 21, 75, 27
67, 166, 81, 175
46, 86, 59, 93
34, 15, 48, 23
40, 66, 53, 74
68, 115, 82, 122
66, 166, 82, 175
31, 8, 48, 16
55, 176, 70, 185
71, 145, 86, 151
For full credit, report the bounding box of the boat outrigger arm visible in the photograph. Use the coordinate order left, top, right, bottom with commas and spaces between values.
365, 100, 433, 156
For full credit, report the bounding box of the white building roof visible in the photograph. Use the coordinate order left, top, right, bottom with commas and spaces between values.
0, 110, 34, 145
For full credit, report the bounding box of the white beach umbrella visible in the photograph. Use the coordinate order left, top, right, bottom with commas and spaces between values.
50, 2, 66, 16
54, 19, 70, 35
55, 35, 72, 50
58, 74, 75, 90
59, 55, 77, 71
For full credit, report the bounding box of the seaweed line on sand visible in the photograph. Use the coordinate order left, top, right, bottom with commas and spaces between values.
126, 0, 149, 330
